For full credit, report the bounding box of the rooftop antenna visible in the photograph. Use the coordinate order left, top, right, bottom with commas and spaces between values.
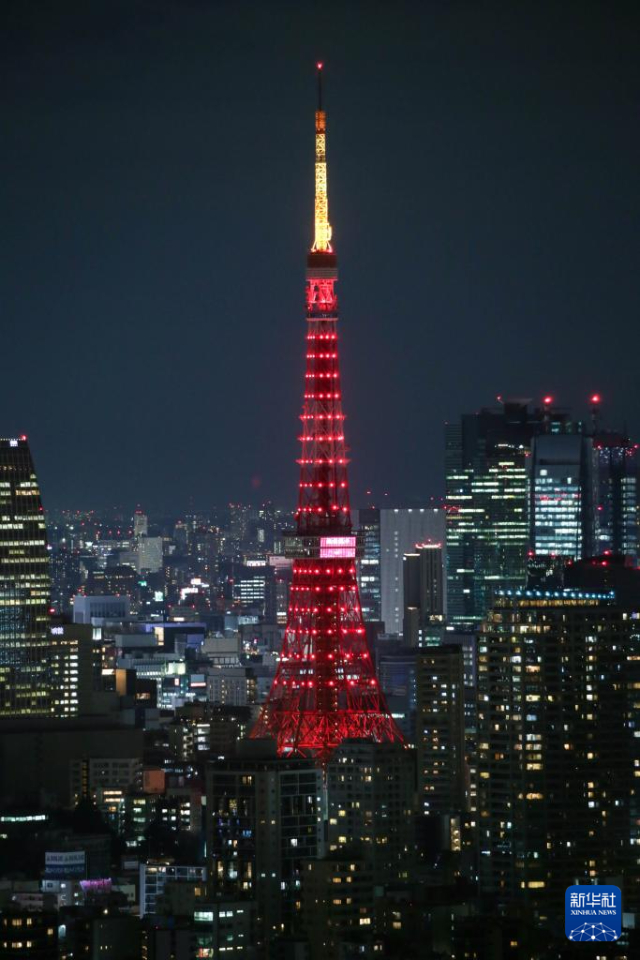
590, 394, 601, 435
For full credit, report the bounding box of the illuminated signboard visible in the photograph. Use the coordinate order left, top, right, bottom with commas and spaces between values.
45, 850, 86, 878
319, 536, 357, 559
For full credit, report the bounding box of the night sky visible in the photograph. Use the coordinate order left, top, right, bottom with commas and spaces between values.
2, 1, 639, 512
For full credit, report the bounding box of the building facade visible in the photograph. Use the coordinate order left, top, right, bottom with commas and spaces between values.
415, 645, 467, 818
205, 748, 324, 945
355, 507, 382, 623
530, 432, 596, 559
325, 740, 416, 883
0, 436, 52, 716
403, 542, 445, 647
380, 508, 445, 635
139, 861, 207, 918
50, 623, 94, 717
445, 402, 537, 629
477, 589, 639, 922
593, 430, 639, 562
301, 856, 374, 960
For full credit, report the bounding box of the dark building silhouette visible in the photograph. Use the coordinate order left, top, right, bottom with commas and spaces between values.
416, 645, 467, 821
0, 907, 58, 958
205, 743, 323, 947
403, 542, 445, 647
593, 430, 639, 562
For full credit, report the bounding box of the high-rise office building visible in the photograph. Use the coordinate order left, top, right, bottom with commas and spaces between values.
402, 542, 445, 647
415, 645, 467, 819
530, 432, 595, 559
50, 623, 94, 717
478, 588, 639, 921
439, 631, 478, 734
301, 856, 375, 960
137, 535, 163, 573
380, 508, 445, 635
133, 511, 148, 538
593, 430, 639, 562
447, 398, 638, 628
354, 507, 382, 622
236, 567, 268, 612
0, 436, 52, 716
445, 401, 540, 629
325, 740, 416, 883
205, 745, 324, 944
376, 646, 417, 739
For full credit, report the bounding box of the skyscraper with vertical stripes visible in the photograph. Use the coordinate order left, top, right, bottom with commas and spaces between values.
0, 436, 52, 716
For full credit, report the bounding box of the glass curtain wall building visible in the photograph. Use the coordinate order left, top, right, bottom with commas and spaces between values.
444, 400, 628, 628
593, 431, 639, 562
445, 401, 539, 629
354, 507, 382, 623
0, 437, 52, 716
530, 433, 596, 559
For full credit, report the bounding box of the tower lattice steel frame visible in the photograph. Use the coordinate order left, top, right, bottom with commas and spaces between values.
250, 67, 403, 763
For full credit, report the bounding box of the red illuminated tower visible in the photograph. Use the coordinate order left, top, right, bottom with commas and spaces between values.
251, 66, 403, 763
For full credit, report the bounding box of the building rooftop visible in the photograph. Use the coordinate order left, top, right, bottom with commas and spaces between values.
497, 588, 615, 601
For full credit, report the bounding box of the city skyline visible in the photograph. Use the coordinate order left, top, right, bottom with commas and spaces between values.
3, 1, 639, 510
1, 7, 639, 949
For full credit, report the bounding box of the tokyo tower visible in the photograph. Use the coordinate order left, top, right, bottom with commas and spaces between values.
251, 66, 403, 763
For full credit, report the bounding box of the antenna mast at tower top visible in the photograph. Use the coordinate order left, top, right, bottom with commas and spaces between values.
311, 62, 332, 254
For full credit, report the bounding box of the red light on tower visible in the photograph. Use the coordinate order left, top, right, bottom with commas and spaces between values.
543, 395, 553, 406
250, 69, 402, 764
590, 393, 601, 434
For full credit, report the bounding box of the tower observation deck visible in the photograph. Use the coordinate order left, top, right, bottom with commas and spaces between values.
250, 67, 403, 763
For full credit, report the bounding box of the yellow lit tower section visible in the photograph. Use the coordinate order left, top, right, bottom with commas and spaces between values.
311, 63, 332, 255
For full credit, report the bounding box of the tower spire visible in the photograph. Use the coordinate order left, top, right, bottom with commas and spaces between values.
311, 62, 332, 254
